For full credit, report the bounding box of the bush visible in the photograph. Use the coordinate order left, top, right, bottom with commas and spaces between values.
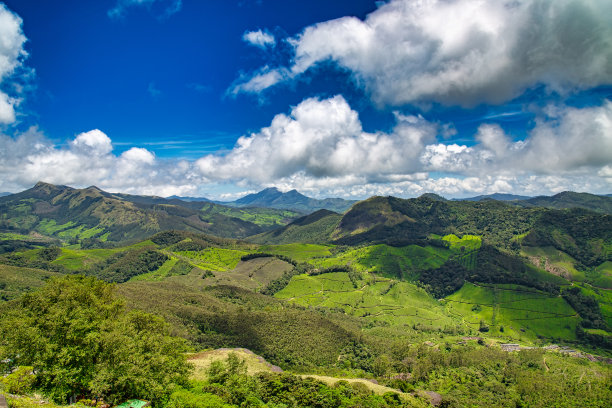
1, 366, 36, 394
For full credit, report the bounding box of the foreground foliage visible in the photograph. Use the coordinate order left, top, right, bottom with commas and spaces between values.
0, 276, 191, 405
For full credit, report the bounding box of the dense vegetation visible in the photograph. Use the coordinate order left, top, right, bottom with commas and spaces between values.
0, 276, 190, 405
1, 187, 611, 407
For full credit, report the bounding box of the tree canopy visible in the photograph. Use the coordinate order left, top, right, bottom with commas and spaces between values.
0, 275, 191, 405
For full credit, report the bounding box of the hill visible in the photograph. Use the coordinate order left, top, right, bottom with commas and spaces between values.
0, 182, 300, 246
457, 193, 532, 201
517, 191, 612, 214
250, 209, 342, 244
222, 187, 356, 213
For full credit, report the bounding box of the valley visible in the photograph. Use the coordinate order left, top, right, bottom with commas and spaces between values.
1, 184, 611, 407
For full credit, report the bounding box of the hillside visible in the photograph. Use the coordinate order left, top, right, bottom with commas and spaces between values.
250, 209, 343, 244
222, 187, 356, 213
457, 193, 532, 201
0, 182, 299, 245
1, 222, 611, 407
517, 191, 612, 214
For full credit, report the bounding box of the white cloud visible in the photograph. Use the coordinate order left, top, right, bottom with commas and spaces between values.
0, 128, 200, 197
1, 99, 610, 199
228, 66, 289, 96
243, 29, 275, 49
0, 3, 28, 124
193, 95, 612, 198
108, 0, 182, 20
196, 95, 437, 183
232, 0, 612, 107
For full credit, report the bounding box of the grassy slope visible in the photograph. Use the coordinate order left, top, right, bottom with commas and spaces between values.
446, 282, 580, 341
0, 264, 60, 300
276, 272, 458, 330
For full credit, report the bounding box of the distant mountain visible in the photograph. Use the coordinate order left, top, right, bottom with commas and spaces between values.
0, 192, 11, 197
419, 193, 447, 201
167, 195, 211, 202
0, 182, 299, 244
456, 193, 532, 202
250, 209, 342, 244
224, 187, 356, 213
517, 191, 612, 214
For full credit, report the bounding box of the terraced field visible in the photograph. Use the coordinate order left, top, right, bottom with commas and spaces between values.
275, 272, 457, 329
445, 282, 580, 341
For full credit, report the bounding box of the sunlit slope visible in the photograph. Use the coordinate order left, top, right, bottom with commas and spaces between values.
446, 283, 580, 341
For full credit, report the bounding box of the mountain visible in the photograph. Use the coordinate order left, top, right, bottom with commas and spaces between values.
0, 192, 11, 197
456, 193, 532, 201
451, 192, 612, 214
223, 187, 356, 213
250, 209, 342, 244
257, 195, 612, 265
0, 182, 299, 245
517, 191, 612, 214
167, 195, 211, 202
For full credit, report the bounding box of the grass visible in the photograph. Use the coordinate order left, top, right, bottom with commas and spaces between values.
52, 247, 122, 271
521, 246, 583, 281
257, 243, 334, 262
575, 283, 612, 329
36, 219, 76, 235
175, 247, 250, 272
0, 232, 49, 242
275, 272, 458, 330
309, 244, 452, 279
300, 374, 408, 397
445, 282, 579, 341
442, 234, 482, 251
200, 204, 299, 228
130, 258, 180, 281
0, 264, 60, 300
188, 348, 281, 381
591, 261, 612, 289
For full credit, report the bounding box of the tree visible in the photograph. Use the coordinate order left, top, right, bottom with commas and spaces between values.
0, 275, 191, 405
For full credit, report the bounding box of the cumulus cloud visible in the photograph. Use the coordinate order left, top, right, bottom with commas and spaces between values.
196, 95, 437, 183
0, 3, 28, 124
0, 128, 200, 197
108, 0, 182, 20
420, 101, 612, 177
232, 0, 612, 107
1, 100, 609, 199
193, 95, 612, 198
228, 66, 289, 97
243, 29, 275, 49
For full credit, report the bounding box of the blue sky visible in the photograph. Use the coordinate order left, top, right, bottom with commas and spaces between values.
0, 0, 611, 199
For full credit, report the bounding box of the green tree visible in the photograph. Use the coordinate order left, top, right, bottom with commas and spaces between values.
0, 275, 190, 405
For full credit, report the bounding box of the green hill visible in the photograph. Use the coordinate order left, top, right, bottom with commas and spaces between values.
518, 191, 612, 214
224, 187, 356, 213
0, 182, 300, 246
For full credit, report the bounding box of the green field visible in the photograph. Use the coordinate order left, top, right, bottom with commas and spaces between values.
276, 271, 458, 330
200, 203, 299, 228
592, 261, 612, 289
175, 247, 250, 271
309, 244, 453, 279
522, 246, 583, 281
257, 243, 334, 262
52, 247, 122, 271
446, 282, 579, 341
